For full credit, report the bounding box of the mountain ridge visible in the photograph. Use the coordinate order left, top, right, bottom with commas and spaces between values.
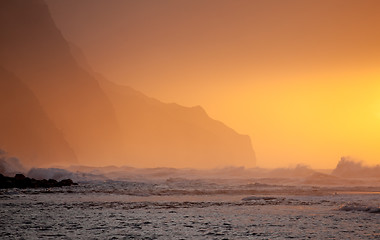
0, 67, 77, 167
0, 0, 124, 166
0, 0, 256, 168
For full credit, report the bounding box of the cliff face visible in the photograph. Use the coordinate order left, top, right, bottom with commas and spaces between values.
0, 0, 123, 166
0, 67, 77, 166
71, 44, 256, 168
99, 79, 256, 168
0, 0, 255, 168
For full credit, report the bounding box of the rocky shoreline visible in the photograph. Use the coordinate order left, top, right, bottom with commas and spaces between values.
0, 173, 77, 189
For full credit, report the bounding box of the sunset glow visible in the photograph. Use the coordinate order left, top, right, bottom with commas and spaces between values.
2, 1, 380, 239
47, 0, 380, 168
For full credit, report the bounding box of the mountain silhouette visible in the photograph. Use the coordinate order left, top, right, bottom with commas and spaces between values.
100, 79, 256, 168
0, 0, 123, 166
71, 43, 256, 168
0, 67, 77, 166
0, 0, 255, 168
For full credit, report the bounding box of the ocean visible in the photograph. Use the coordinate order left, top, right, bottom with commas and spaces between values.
1, 178, 379, 239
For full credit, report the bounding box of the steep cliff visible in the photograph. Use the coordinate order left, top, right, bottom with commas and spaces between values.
100, 79, 256, 168
0, 0, 255, 168
0, 0, 123, 165
0, 67, 77, 166
71, 44, 256, 168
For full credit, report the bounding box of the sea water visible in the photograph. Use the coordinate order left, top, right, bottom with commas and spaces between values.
1, 179, 379, 239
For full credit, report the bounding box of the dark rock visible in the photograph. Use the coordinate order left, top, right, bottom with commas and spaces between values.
0, 174, 77, 189
58, 179, 75, 187
14, 174, 26, 180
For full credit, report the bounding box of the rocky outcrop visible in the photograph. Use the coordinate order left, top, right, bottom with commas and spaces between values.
0, 174, 77, 189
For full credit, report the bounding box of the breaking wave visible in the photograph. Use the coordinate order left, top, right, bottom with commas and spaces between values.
338, 203, 380, 214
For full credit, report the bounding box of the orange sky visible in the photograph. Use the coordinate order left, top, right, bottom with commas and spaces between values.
47, 0, 380, 168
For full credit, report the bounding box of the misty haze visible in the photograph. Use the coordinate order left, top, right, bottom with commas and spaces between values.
1, 0, 379, 239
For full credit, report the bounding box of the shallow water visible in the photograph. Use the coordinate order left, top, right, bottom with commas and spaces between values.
1, 180, 379, 239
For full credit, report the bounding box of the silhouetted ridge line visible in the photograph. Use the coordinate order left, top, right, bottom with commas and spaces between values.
0, 0, 256, 168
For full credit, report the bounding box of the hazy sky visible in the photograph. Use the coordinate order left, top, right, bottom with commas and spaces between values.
47, 0, 380, 168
